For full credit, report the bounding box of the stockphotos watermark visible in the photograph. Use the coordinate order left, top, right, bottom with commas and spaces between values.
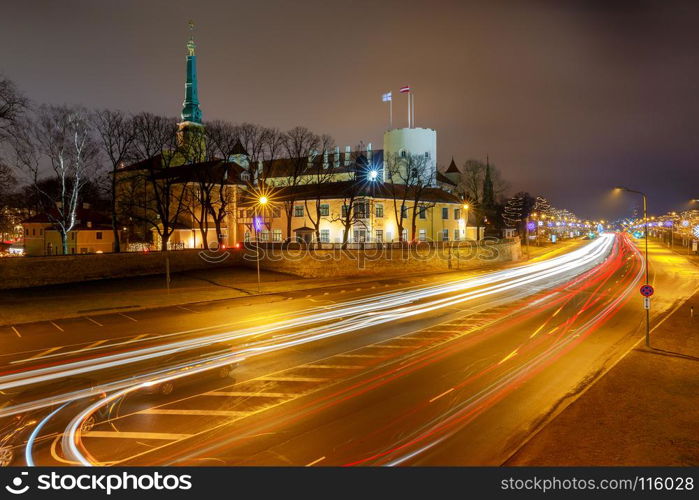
198, 238, 509, 268
3, 470, 192, 496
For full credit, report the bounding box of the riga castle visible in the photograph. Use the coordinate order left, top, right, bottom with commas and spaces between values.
118, 29, 483, 249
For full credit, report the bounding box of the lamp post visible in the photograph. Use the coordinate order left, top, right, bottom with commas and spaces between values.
615, 186, 650, 347
462, 203, 469, 240
255, 196, 269, 294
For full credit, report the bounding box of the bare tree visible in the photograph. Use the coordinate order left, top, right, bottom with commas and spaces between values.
279, 127, 329, 241
302, 139, 335, 247
92, 109, 136, 252
384, 153, 435, 241
13, 105, 99, 254
0, 77, 28, 138
327, 171, 367, 249
127, 113, 185, 251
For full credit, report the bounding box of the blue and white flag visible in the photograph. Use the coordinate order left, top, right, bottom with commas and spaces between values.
382, 92, 392, 102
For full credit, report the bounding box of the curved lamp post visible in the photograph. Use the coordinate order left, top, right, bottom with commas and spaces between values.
615, 186, 650, 347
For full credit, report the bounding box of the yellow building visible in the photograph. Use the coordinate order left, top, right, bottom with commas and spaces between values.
22, 207, 119, 256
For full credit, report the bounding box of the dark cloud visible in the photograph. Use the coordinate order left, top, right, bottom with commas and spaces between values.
2, 0, 697, 217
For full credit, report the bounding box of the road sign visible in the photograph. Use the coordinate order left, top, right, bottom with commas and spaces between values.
643, 297, 651, 310
640, 284, 654, 297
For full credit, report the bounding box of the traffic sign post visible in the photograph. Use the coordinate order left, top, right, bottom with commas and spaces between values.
639, 284, 654, 347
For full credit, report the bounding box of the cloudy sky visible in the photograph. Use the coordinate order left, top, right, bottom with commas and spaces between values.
2, 0, 698, 217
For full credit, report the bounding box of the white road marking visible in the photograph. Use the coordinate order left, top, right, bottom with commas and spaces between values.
85, 317, 103, 327
259, 376, 328, 382
83, 431, 191, 440
118, 313, 138, 322
368, 344, 406, 349
50, 321, 64, 332
335, 353, 382, 358
206, 391, 296, 398
302, 364, 364, 369
83, 339, 108, 350
177, 305, 197, 313
11, 326, 21, 338
306, 456, 326, 467
138, 409, 249, 417
429, 387, 454, 403
27, 346, 63, 360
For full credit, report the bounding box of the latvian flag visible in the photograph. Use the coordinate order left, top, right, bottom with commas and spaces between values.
400, 85, 411, 93
382, 92, 392, 102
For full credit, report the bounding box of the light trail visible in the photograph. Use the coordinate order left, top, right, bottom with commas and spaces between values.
1, 235, 614, 420
54, 235, 620, 466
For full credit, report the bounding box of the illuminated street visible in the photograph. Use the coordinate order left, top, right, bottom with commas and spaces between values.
1, 234, 695, 466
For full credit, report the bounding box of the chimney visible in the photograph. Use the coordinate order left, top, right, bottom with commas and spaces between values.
344, 146, 351, 166
334, 146, 340, 166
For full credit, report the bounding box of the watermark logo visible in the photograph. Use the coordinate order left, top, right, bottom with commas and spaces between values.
5, 472, 29, 495
198, 241, 232, 264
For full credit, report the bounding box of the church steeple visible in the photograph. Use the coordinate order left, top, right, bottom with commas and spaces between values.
181, 21, 202, 124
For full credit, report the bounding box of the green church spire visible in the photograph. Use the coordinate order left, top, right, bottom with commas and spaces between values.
181, 21, 202, 124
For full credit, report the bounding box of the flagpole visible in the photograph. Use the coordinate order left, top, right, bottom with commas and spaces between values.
408, 92, 411, 128
389, 98, 393, 129
411, 92, 415, 128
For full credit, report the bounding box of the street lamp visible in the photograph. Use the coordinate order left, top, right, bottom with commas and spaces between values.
615, 186, 651, 348
255, 195, 269, 294
462, 203, 470, 239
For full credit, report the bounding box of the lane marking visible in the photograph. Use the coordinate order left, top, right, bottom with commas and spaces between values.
11, 326, 21, 338
130, 334, 148, 341
27, 346, 63, 360
498, 349, 519, 364
118, 313, 138, 322
83, 339, 108, 350
334, 354, 382, 358
50, 321, 64, 332
429, 387, 454, 403
205, 392, 296, 398
85, 317, 103, 327
369, 345, 406, 349
259, 376, 327, 382
83, 431, 191, 440
306, 456, 326, 467
551, 305, 564, 318
138, 409, 249, 417
177, 306, 196, 313
530, 323, 547, 338
301, 364, 364, 369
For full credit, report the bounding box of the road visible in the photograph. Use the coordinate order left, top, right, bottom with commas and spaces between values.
1, 233, 697, 466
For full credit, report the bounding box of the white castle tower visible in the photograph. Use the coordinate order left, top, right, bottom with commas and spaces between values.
382, 127, 437, 186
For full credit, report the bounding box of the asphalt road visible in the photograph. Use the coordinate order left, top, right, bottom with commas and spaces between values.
2, 233, 697, 466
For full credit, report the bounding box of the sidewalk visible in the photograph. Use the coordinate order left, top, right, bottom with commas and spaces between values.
0, 239, 583, 327
506, 290, 699, 466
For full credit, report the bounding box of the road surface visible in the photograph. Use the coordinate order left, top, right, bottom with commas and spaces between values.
1, 233, 696, 466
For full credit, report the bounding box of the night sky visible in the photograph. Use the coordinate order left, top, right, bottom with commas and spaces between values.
2, 1, 698, 218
